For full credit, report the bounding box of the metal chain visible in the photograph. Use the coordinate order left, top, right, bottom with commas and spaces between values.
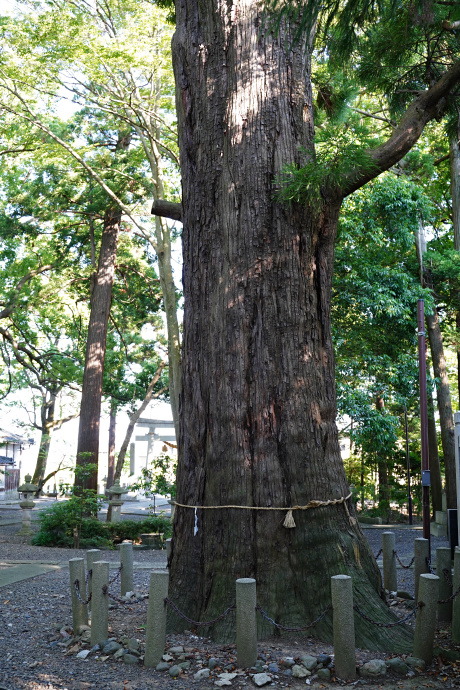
426, 556, 435, 575
374, 548, 383, 560
393, 551, 415, 569
353, 602, 420, 627
74, 578, 92, 606
102, 585, 146, 606
85, 569, 92, 585
442, 567, 453, 587
164, 597, 236, 627
255, 604, 332, 632
438, 582, 460, 605
109, 564, 123, 585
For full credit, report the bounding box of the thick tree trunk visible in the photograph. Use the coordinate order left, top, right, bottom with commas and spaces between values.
427, 382, 443, 516
75, 207, 120, 491
169, 1, 411, 651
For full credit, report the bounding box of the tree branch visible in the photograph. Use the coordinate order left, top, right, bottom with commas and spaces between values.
442, 19, 460, 31
0, 264, 53, 320
151, 199, 182, 222
341, 59, 460, 198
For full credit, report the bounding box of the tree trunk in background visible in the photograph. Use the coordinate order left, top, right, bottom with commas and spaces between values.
426, 307, 456, 508
75, 133, 131, 493
415, 220, 456, 509
155, 216, 181, 441
169, 0, 412, 651
375, 395, 390, 521
450, 130, 460, 399
112, 361, 167, 485
106, 399, 116, 490
75, 207, 121, 492
427, 382, 443, 516
32, 395, 56, 489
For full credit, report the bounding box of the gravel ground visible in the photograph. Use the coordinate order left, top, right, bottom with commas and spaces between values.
363, 526, 451, 596
1, 515, 460, 690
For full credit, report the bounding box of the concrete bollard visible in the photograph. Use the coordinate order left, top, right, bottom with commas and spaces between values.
90, 561, 109, 647
436, 546, 452, 622
144, 570, 169, 668
452, 547, 460, 642
331, 575, 356, 680
382, 532, 397, 593
120, 541, 134, 596
86, 549, 101, 613
236, 578, 257, 669
413, 573, 439, 664
414, 538, 430, 603
69, 558, 88, 634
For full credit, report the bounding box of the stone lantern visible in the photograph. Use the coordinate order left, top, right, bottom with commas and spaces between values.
17, 474, 38, 536
107, 479, 129, 522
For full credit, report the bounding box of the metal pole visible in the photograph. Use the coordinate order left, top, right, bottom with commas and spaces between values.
404, 406, 413, 525
418, 299, 431, 553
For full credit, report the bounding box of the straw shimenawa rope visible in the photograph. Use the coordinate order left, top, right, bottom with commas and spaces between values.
174, 492, 354, 528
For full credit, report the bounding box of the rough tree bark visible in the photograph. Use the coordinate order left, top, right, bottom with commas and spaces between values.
169, 0, 460, 649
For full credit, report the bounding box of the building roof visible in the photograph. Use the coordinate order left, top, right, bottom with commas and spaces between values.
0, 428, 29, 444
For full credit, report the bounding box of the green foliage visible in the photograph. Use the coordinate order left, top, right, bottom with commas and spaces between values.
104, 516, 172, 543
131, 453, 177, 501
32, 502, 110, 548
276, 127, 379, 205
31, 504, 172, 548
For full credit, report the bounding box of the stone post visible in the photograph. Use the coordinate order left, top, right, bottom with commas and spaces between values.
414, 538, 430, 603
17, 474, 38, 536
144, 570, 169, 668
452, 547, 460, 642
90, 561, 109, 647
106, 479, 129, 522
382, 532, 397, 593
331, 575, 356, 680
120, 540, 134, 596
69, 558, 88, 634
165, 538, 172, 560
168, 499, 176, 521
86, 549, 101, 613
413, 573, 439, 664
236, 578, 257, 669
436, 546, 452, 622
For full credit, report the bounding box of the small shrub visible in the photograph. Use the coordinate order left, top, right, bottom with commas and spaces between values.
32, 504, 172, 548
